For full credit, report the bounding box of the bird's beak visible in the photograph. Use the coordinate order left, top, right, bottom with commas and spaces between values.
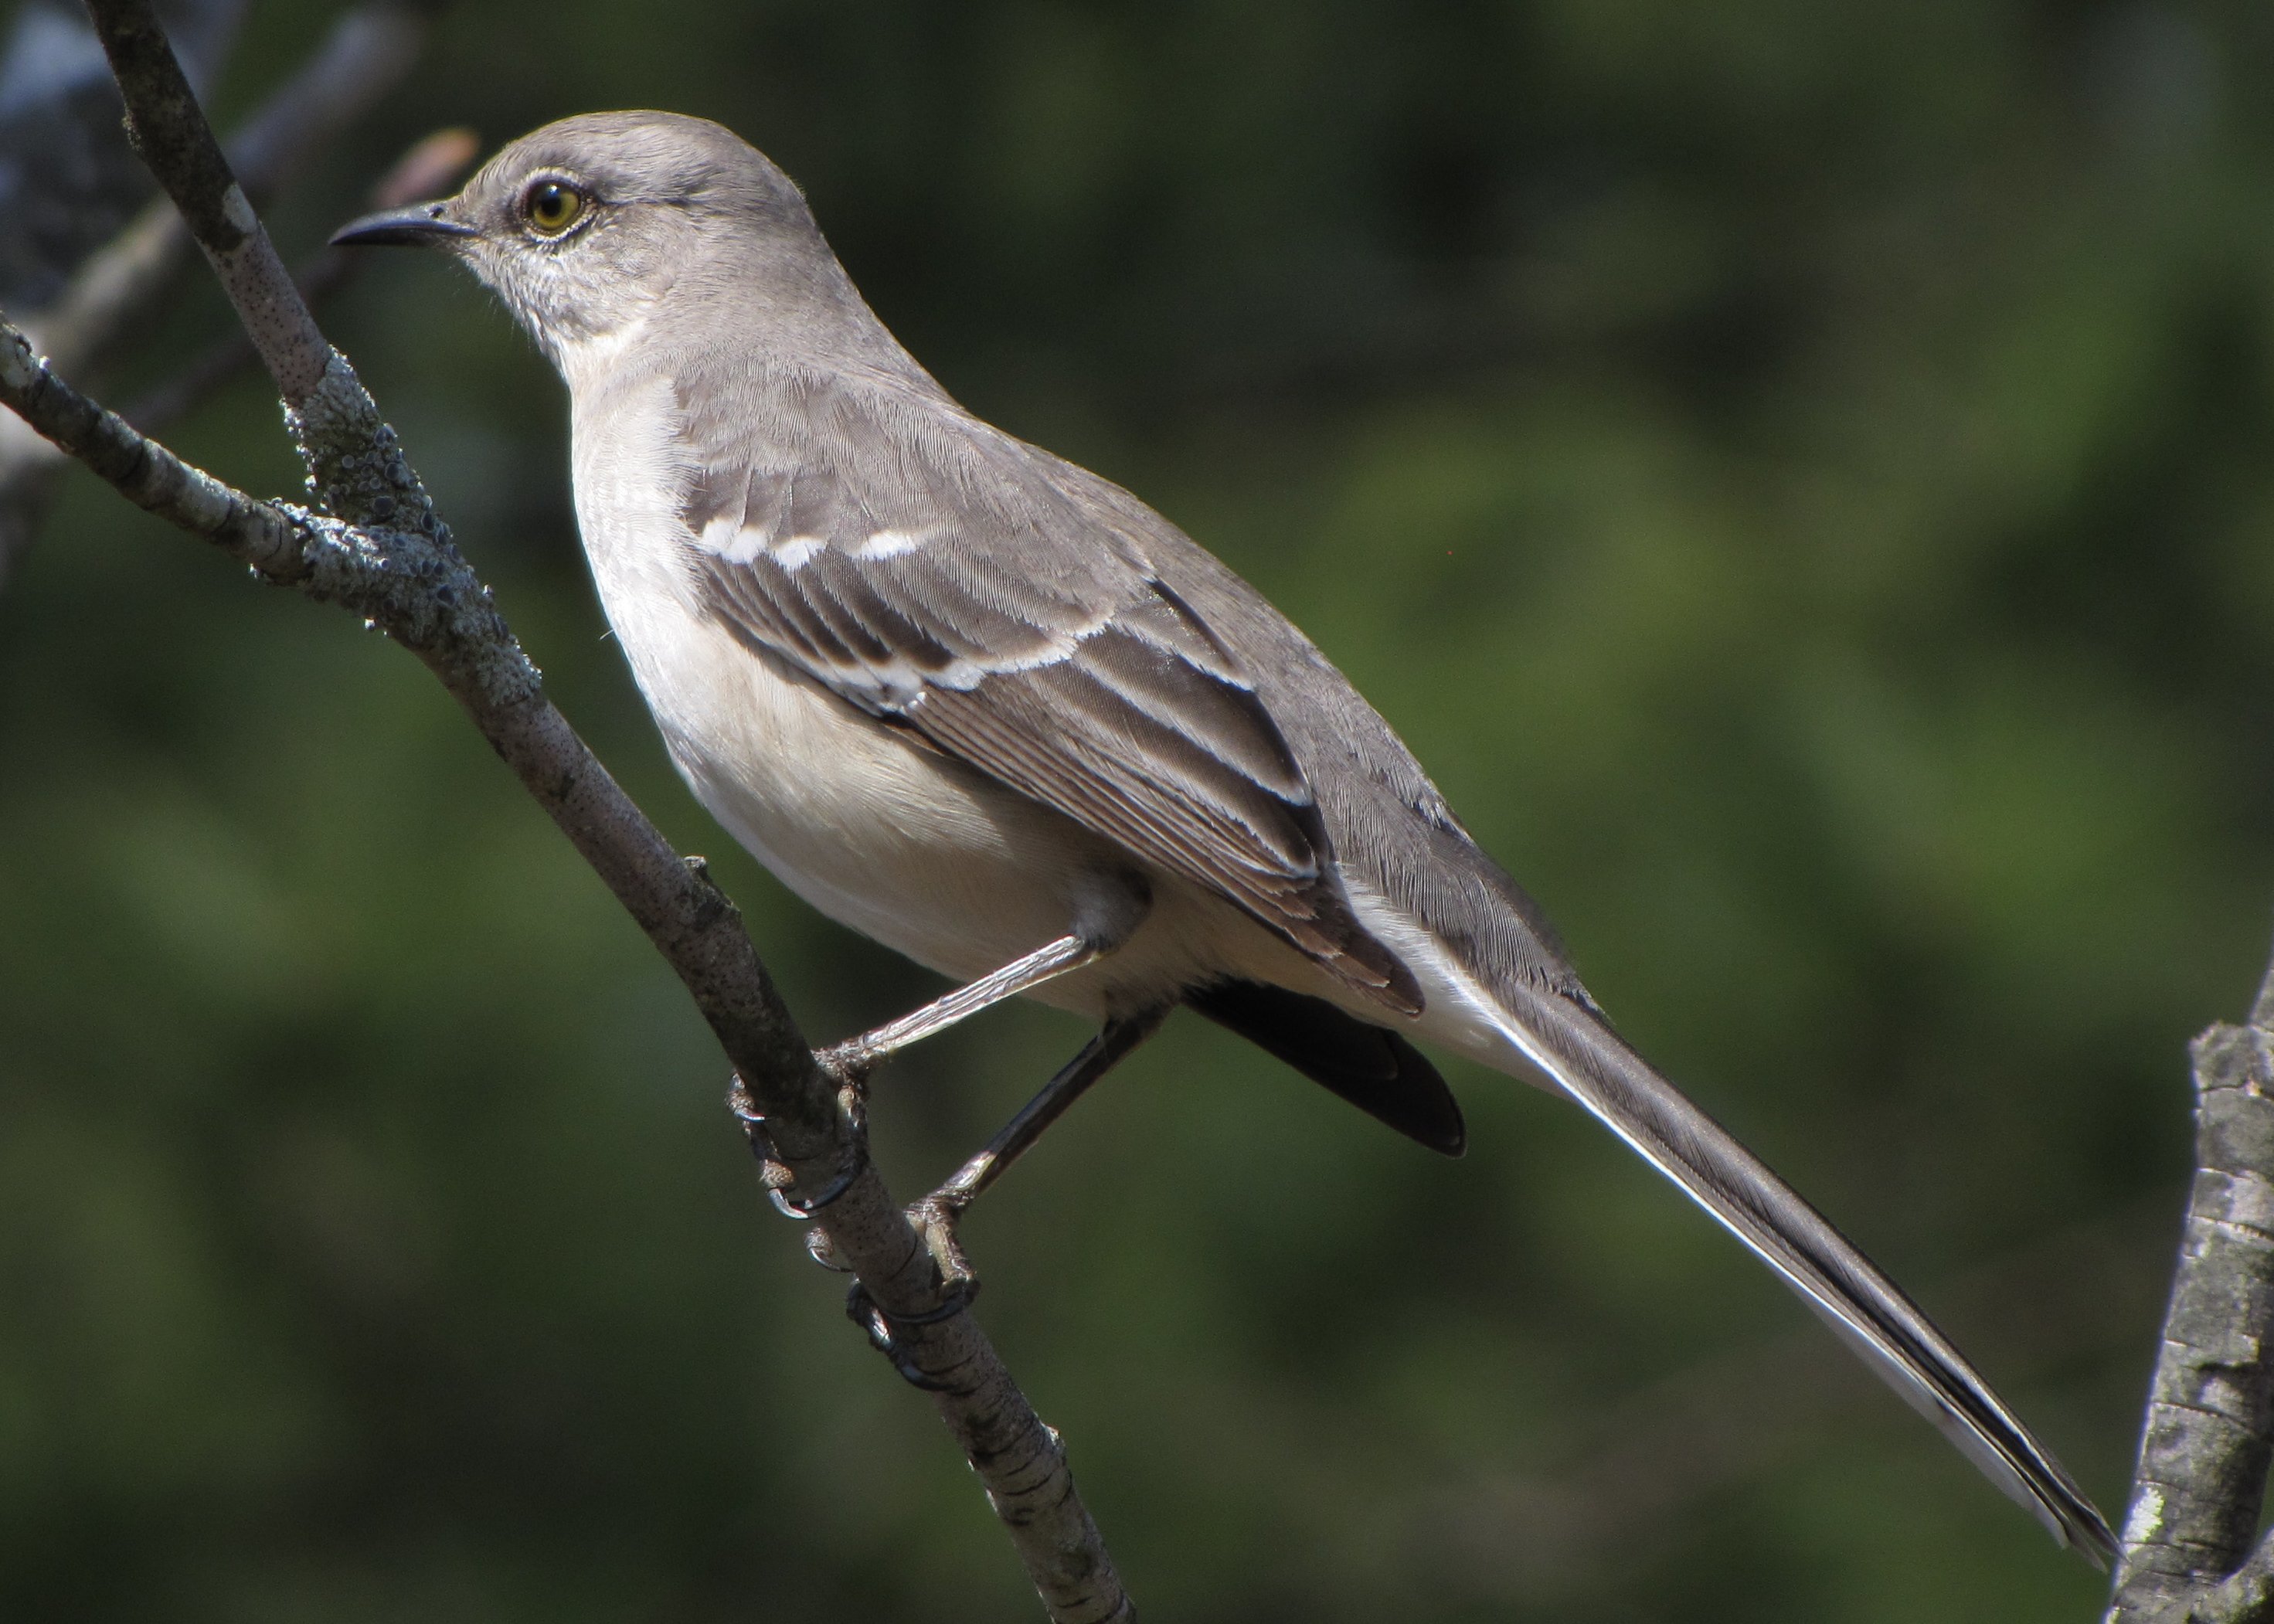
328, 200, 478, 248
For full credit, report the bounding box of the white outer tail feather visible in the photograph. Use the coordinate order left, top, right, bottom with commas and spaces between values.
1362, 896, 2118, 1565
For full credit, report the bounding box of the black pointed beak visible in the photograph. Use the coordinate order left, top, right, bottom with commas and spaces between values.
329, 201, 479, 248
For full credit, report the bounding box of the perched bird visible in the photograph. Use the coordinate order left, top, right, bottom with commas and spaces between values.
335, 110, 2115, 1562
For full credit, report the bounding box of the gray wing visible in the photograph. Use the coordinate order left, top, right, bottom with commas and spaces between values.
668, 366, 2115, 1562
675, 369, 1420, 1014
1022, 454, 2120, 1563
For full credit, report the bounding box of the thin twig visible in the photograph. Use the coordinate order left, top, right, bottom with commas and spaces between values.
49, 4, 1131, 1616
36, 2, 427, 376
2106, 942, 2274, 1623
0, 323, 302, 569
89, 1, 331, 402
127, 128, 481, 433
0, 2, 431, 587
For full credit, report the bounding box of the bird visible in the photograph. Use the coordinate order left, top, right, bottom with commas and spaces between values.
332, 110, 2116, 1564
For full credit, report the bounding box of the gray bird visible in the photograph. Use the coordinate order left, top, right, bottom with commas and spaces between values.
335, 110, 2115, 1563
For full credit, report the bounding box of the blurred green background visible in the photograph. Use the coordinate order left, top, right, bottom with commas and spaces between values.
6, 0, 2274, 1617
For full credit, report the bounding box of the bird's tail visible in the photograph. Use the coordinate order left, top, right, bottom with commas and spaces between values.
1474, 969, 2117, 1565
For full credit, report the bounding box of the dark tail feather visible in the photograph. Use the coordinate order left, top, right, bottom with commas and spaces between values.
1477, 974, 2116, 1565
1186, 979, 1465, 1156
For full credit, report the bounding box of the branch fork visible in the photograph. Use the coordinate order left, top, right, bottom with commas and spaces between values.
43, 8, 2274, 1624
0, 5, 1132, 1619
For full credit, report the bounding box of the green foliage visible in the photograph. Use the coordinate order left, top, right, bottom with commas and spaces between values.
6, 0, 2272, 1616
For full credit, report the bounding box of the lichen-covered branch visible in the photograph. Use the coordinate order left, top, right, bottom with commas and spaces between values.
2106, 944, 2274, 1624
24, 5, 1132, 1618
0, 320, 303, 571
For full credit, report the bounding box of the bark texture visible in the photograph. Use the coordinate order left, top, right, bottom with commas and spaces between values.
2, 5, 1134, 1616
2108, 950, 2274, 1624
0, 1, 427, 586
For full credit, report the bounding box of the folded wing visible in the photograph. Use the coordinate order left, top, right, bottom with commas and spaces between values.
677, 372, 1419, 1012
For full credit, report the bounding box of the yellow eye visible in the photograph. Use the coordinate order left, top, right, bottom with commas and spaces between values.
524, 180, 585, 236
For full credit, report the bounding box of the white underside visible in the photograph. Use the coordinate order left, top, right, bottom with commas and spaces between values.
628, 589, 1361, 1024
566, 364, 1386, 1031
544, 294, 2095, 1561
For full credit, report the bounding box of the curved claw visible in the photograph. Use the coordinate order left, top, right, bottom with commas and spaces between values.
840, 1197, 984, 1389
908, 1191, 978, 1296
845, 1280, 978, 1390
805, 1225, 854, 1272
729, 1071, 868, 1221
766, 1166, 858, 1218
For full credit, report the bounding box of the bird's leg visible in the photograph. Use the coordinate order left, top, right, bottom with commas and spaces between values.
905, 1004, 1171, 1300
828, 1014, 1167, 1390
756, 931, 1123, 1238
756, 911, 1140, 1225
817, 873, 1154, 1085
814, 932, 1106, 1083
784, 896, 1155, 1362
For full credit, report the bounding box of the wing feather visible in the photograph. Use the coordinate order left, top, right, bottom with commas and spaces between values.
678, 372, 1419, 1011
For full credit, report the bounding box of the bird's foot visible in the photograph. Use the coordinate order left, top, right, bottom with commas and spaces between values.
812, 1037, 879, 1088
844, 1276, 974, 1391
907, 1187, 981, 1308
728, 1069, 868, 1220
839, 1190, 982, 1389
841, 1197, 980, 1391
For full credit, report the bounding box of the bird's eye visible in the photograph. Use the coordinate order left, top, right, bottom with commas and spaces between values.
523, 180, 586, 236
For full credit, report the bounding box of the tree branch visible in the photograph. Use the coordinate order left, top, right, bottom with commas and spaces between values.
42, 1, 425, 377
0, 322, 301, 569
0, 0, 243, 311
0, 1, 430, 587
2177, 1526, 2274, 1624
124, 127, 482, 434
2107, 939, 2274, 1624
22, 4, 1132, 1616
89, 1, 331, 402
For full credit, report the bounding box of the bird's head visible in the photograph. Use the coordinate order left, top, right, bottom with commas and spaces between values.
332, 110, 838, 367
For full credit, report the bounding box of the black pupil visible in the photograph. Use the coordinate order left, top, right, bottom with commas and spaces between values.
535, 186, 569, 222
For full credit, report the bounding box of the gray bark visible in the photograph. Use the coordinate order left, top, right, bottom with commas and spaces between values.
0, 0, 241, 310
2107, 946, 2274, 1624
0, 1, 425, 589
5, 5, 1134, 1617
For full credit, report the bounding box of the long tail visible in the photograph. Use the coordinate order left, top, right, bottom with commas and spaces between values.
1474, 970, 2117, 1564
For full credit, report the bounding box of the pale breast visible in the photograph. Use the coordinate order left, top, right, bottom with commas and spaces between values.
563, 368, 1117, 987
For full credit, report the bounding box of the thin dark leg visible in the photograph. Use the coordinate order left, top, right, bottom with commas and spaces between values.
762, 927, 1147, 1269
938, 1005, 1171, 1211
904, 1004, 1172, 1299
